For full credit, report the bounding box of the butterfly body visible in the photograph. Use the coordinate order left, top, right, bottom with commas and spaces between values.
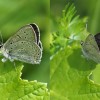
0, 47, 13, 62
0, 23, 43, 64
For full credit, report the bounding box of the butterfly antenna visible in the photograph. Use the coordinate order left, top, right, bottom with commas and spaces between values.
0, 31, 3, 45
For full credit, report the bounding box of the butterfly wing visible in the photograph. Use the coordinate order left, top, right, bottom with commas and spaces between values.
30, 24, 40, 44
3, 23, 42, 64
95, 33, 100, 49
81, 34, 100, 63
8, 41, 42, 64
3, 23, 42, 50
30, 24, 42, 49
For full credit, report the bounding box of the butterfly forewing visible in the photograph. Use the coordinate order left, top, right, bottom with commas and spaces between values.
30, 24, 40, 44
3, 24, 38, 50
30, 24, 42, 49
85, 34, 99, 51
81, 34, 100, 63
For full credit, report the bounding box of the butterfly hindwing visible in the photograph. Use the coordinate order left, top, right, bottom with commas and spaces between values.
8, 41, 42, 64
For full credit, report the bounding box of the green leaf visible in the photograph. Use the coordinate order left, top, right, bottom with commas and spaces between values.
50, 43, 100, 100
0, 61, 49, 100
50, 4, 87, 54
50, 4, 100, 100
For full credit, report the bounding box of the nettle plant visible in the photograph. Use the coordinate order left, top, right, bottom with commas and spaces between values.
0, 62, 49, 99
50, 4, 100, 100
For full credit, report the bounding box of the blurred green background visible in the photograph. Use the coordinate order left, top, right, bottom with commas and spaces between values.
0, 0, 49, 88
1, 0, 100, 91
51, 0, 100, 33
51, 0, 100, 85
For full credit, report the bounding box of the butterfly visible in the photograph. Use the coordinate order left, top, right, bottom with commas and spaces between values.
81, 33, 100, 63
0, 23, 43, 64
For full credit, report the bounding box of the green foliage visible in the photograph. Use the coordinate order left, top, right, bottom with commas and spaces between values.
50, 4, 87, 54
50, 4, 100, 100
0, 0, 49, 89
0, 61, 49, 99
0, 1, 50, 99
